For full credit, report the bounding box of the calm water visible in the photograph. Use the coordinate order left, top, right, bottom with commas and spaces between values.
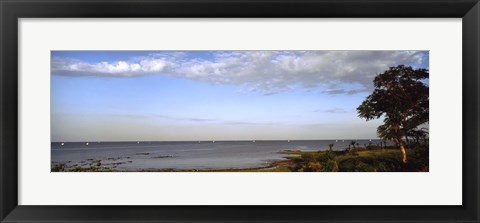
51, 140, 387, 171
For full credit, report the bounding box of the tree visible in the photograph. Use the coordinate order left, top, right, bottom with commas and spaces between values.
382, 140, 387, 149
357, 65, 429, 163
350, 141, 356, 149
409, 127, 428, 144
328, 143, 334, 151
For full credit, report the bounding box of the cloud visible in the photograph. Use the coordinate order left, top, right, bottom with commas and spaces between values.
321, 88, 367, 95
52, 51, 427, 93
103, 113, 216, 122
89, 113, 277, 126
51, 57, 174, 77
321, 108, 349, 113
222, 121, 276, 126
187, 118, 215, 122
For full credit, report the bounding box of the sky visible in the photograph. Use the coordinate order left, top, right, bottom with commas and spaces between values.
51, 51, 429, 142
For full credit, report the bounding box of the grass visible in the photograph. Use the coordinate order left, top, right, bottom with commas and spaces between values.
280, 145, 429, 172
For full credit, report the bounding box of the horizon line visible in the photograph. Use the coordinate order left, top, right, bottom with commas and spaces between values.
51, 138, 388, 143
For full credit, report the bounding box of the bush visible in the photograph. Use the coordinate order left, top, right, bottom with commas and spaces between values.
301, 153, 316, 163
328, 144, 334, 151
355, 162, 376, 172
325, 150, 336, 161
317, 150, 336, 162
322, 160, 339, 172
306, 162, 322, 172
338, 159, 356, 171
51, 163, 66, 172
375, 162, 388, 171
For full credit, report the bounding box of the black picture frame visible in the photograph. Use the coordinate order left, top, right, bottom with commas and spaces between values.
1, 0, 479, 222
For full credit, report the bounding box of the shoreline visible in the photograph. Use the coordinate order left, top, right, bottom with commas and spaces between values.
51, 146, 429, 172
51, 151, 298, 172
140, 158, 295, 172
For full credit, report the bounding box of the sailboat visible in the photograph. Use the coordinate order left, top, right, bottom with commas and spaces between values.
60, 142, 64, 146
85, 142, 89, 146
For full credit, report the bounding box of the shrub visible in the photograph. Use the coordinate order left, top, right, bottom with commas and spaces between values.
374, 161, 389, 172
323, 150, 336, 161
306, 162, 322, 172
51, 163, 66, 172
338, 159, 356, 171
355, 162, 376, 172
301, 153, 316, 163
322, 160, 339, 172
328, 144, 334, 151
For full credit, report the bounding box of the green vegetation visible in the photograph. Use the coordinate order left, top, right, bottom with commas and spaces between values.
282, 144, 428, 172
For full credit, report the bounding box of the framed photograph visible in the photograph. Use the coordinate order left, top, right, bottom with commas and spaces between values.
1, 0, 478, 222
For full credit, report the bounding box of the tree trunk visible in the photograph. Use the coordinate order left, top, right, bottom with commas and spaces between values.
399, 142, 407, 164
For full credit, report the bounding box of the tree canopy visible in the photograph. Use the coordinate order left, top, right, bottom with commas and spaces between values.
357, 65, 429, 163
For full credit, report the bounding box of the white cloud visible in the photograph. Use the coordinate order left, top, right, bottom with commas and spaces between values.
51, 51, 427, 93
51, 57, 175, 77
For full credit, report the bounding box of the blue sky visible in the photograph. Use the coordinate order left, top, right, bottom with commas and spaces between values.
51, 51, 429, 141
